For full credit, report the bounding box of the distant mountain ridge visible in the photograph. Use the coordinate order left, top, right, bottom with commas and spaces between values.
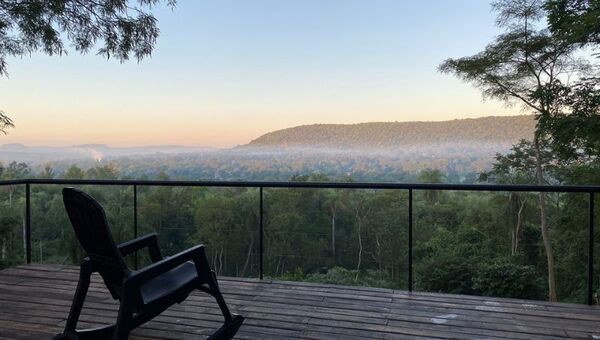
242, 115, 535, 150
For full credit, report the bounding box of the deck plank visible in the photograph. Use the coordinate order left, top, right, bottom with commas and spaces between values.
0, 264, 599, 339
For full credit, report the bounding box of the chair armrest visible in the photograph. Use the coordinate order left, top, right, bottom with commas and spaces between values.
118, 233, 162, 262
126, 245, 206, 286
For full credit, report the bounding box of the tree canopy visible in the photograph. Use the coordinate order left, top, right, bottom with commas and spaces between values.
439, 1, 586, 115
545, 0, 600, 47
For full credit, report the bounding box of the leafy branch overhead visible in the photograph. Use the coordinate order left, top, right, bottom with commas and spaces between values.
438, 25, 585, 114
0, 110, 14, 135
0, 0, 176, 77
545, 0, 600, 47
0, 0, 176, 133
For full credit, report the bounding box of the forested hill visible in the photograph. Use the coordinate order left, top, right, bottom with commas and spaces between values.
243, 115, 535, 150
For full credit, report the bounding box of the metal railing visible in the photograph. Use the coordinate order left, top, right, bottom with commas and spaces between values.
1, 178, 599, 304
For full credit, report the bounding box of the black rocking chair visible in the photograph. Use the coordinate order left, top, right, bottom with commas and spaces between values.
53, 188, 244, 340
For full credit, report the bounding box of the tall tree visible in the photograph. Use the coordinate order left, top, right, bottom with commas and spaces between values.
417, 169, 445, 204
0, 0, 176, 133
482, 140, 554, 255
439, 0, 591, 301
324, 190, 345, 263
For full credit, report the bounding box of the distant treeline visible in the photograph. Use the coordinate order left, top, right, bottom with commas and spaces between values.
25, 146, 506, 184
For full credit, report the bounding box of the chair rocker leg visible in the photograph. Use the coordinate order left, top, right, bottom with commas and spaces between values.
209, 271, 233, 321
206, 315, 244, 340
112, 297, 134, 340
53, 261, 95, 340
53, 262, 119, 340
202, 271, 244, 340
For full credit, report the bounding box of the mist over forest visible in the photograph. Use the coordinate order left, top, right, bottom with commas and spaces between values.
1, 115, 535, 182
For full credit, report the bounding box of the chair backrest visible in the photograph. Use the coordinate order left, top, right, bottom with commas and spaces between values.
62, 187, 128, 299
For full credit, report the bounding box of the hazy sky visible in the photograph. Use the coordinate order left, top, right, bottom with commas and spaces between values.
0, 0, 521, 148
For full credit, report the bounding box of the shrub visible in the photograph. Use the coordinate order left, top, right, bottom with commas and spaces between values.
473, 257, 545, 300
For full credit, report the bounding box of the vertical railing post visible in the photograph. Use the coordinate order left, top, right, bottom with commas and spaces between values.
133, 184, 139, 270
25, 182, 32, 264
408, 188, 413, 292
259, 187, 264, 280
588, 192, 595, 305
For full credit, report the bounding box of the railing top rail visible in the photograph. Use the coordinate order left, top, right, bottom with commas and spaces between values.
0, 178, 599, 193
0, 179, 27, 186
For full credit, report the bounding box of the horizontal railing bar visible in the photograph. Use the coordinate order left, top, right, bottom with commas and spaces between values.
0, 180, 27, 186
0, 178, 598, 193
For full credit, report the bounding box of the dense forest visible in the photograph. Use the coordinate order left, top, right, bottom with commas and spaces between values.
0, 161, 598, 305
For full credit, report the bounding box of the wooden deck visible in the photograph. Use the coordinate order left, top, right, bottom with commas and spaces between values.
0, 265, 599, 339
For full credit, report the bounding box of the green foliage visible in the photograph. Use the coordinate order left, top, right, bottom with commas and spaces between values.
85, 163, 119, 180
417, 169, 445, 184
473, 257, 545, 299
417, 227, 545, 299
280, 267, 398, 289
192, 188, 257, 276
1, 162, 30, 179
418, 256, 479, 295
0, 201, 23, 269
545, 0, 600, 47
440, 0, 586, 116
0, 0, 176, 76
440, 0, 599, 302
418, 169, 445, 204
0, 158, 598, 303
416, 227, 481, 294
482, 139, 555, 184
62, 165, 85, 179
542, 80, 600, 162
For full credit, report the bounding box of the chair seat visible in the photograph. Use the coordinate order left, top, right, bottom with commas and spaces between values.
140, 261, 198, 305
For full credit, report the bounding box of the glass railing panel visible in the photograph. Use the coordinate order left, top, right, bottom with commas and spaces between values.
137, 186, 259, 278
30, 184, 133, 265
0, 183, 25, 269
264, 188, 409, 290
414, 190, 591, 303
551, 192, 595, 304
6, 179, 598, 304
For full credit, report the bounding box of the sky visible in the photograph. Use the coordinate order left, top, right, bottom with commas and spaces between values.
0, 0, 521, 148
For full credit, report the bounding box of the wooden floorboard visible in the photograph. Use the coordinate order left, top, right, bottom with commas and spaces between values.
0, 264, 599, 339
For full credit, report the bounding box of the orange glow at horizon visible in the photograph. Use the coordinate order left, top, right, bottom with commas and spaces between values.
0, 96, 521, 148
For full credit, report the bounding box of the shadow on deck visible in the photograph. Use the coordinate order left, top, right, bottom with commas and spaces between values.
0, 264, 599, 339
